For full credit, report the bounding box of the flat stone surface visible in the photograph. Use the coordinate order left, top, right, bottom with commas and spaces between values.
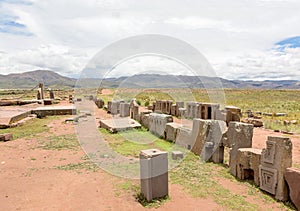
285, 168, 300, 210
99, 118, 141, 132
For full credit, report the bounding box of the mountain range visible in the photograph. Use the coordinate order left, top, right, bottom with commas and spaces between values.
0, 70, 299, 89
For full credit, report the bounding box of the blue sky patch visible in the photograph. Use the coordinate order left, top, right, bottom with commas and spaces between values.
0, 15, 33, 36
275, 36, 300, 50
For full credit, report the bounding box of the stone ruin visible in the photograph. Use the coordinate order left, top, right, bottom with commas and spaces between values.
96, 97, 298, 205
259, 136, 292, 201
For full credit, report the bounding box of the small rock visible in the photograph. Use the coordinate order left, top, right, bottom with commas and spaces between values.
291, 120, 298, 125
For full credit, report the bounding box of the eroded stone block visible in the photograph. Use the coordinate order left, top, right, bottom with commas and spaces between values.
172, 151, 184, 160
140, 149, 168, 202
285, 167, 300, 210
227, 122, 253, 177
259, 136, 292, 201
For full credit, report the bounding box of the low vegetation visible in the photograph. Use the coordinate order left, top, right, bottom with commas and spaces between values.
0, 116, 60, 139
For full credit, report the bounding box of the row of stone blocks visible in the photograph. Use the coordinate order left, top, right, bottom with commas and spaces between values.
139, 113, 299, 207
153, 100, 242, 124
106, 99, 139, 120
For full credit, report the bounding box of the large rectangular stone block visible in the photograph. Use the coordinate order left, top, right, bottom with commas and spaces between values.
148, 113, 173, 138
236, 148, 262, 186
120, 103, 130, 117
140, 149, 168, 202
227, 122, 253, 176
165, 123, 181, 141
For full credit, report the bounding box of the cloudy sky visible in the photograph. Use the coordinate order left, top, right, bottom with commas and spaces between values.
1, 0, 300, 80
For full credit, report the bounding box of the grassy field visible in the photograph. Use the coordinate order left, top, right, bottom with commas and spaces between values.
99, 88, 300, 133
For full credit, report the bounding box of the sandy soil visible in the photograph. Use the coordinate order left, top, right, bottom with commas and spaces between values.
1, 101, 299, 210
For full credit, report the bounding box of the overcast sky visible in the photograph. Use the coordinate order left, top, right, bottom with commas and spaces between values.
1, 0, 300, 80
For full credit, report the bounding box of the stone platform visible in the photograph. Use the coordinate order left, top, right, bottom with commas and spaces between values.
0, 107, 32, 128
32, 106, 76, 117
99, 118, 141, 133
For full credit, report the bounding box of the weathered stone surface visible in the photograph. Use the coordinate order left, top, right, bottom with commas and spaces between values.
165, 123, 181, 141
172, 151, 184, 160
259, 136, 292, 201
175, 127, 192, 149
285, 167, 300, 210
140, 111, 151, 128
140, 149, 168, 202
236, 148, 262, 186
130, 99, 139, 121
0, 133, 13, 141
199, 103, 220, 120
225, 106, 242, 124
120, 103, 130, 117
242, 118, 263, 127
95, 98, 104, 108
227, 122, 253, 176
195, 120, 226, 162
149, 113, 173, 138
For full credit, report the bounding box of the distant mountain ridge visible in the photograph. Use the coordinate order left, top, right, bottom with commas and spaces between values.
0, 70, 299, 89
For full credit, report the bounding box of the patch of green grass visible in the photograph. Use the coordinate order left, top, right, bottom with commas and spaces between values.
99, 128, 174, 158
170, 153, 259, 210
38, 134, 79, 150
0, 116, 60, 139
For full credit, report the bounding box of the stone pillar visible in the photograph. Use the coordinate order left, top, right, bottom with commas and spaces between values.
111, 101, 119, 115
227, 122, 253, 177
107, 101, 112, 113
95, 98, 104, 108
49, 89, 54, 99
140, 149, 168, 202
38, 83, 44, 100
176, 102, 184, 117
259, 136, 292, 201
120, 103, 130, 117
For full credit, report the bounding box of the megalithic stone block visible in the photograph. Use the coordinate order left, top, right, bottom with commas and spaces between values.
140, 149, 168, 202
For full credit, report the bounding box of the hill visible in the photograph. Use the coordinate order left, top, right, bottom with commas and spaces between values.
0, 70, 299, 89
0, 70, 76, 89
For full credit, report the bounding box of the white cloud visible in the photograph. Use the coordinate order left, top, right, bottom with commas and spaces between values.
1, 0, 300, 80
218, 47, 300, 81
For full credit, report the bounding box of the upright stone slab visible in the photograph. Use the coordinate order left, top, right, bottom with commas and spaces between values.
95, 98, 104, 108
191, 119, 226, 162
111, 101, 119, 115
259, 136, 292, 201
148, 113, 173, 138
171, 104, 177, 116
285, 168, 300, 210
140, 149, 168, 202
120, 103, 130, 117
49, 90, 55, 99
227, 122, 253, 177
140, 111, 151, 128
107, 101, 112, 113
175, 127, 192, 149
130, 99, 139, 121
176, 102, 184, 117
